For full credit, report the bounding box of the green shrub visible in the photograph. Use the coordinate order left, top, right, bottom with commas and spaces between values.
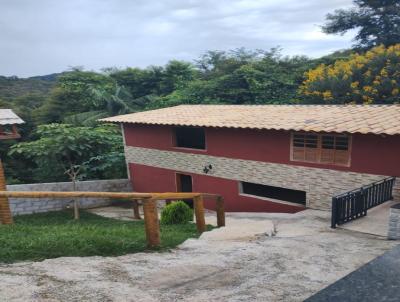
161, 201, 193, 225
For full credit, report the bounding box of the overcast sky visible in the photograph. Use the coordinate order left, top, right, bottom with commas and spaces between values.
0, 0, 356, 78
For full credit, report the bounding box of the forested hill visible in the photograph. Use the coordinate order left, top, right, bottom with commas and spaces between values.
0, 73, 62, 100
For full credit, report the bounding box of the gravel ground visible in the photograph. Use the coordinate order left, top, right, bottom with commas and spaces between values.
0, 209, 396, 302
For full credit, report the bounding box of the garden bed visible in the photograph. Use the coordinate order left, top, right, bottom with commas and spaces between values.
0, 210, 210, 263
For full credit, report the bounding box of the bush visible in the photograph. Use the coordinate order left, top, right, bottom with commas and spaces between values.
161, 201, 193, 225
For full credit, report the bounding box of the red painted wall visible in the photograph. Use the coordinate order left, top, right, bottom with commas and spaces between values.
124, 124, 400, 176
130, 163, 302, 213
124, 124, 400, 212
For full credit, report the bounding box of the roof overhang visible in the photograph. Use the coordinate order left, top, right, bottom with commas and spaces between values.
100, 104, 400, 136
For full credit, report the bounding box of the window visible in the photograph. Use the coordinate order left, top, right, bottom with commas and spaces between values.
240, 182, 306, 205
292, 133, 319, 162
291, 132, 351, 166
174, 127, 206, 149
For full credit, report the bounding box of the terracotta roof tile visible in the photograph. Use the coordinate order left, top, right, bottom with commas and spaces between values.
101, 104, 400, 135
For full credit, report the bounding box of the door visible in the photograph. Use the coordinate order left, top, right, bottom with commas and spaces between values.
176, 173, 193, 208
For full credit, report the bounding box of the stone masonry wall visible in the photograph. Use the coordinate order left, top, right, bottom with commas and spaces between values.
388, 204, 400, 240
8, 179, 132, 216
125, 146, 399, 210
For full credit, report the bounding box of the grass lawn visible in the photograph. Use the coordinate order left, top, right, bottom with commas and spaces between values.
0, 210, 211, 263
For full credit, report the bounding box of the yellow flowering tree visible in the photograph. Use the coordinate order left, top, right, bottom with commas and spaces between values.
299, 45, 400, 104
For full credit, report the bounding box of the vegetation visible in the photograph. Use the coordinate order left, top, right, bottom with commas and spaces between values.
156, 49, 313, 107
0, 210, 208, 263
161, 201, 193, 225
0, 74, 58, 101
322, 0, 400, 49
8, 123, 126, 184
8, 123, 126, 217
300, 44, 400, 104
0, 1, 399, 184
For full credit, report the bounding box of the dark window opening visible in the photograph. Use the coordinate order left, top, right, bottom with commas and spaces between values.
177, 174, 193, 193
176, 173, 193, 208
240, 182, 306, 205
174, 127, 205, 149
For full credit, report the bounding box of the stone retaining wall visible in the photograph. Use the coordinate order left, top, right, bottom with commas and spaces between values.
8, 179, 132, 216
388, 204, 400, 240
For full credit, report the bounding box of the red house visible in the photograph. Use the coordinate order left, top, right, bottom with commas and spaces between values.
103, 105, 400, 213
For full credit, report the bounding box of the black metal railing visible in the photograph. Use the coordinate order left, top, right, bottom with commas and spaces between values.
331, 177, 396, 228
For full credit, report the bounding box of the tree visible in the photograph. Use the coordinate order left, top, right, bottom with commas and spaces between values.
63, 84, 144, 126
35, 69, 145, 126
34, 70, 115, 125
109, 66, 164, 98
195, 48, 265, 79
322, 0, 400, 49
159, 60, 197, 95
9, 124, 126, 218
299, 44, 400, 104
157, 48, 312, 107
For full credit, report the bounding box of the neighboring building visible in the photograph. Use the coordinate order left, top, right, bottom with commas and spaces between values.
103, 105, 400, 213
0, 109, 24, 139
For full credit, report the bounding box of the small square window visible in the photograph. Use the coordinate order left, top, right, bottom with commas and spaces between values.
174, 127, 206, 149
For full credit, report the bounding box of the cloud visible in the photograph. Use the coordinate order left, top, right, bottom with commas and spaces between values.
0, 0, 355, 77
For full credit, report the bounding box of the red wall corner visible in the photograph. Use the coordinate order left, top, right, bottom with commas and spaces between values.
129, 163, 303, 213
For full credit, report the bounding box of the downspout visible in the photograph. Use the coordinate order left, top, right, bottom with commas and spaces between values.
121, 123, 131, 180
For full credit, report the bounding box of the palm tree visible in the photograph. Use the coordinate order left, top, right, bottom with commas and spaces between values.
64, 84, 148, 126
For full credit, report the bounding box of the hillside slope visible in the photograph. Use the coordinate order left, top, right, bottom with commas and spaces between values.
0, 74, 61, 100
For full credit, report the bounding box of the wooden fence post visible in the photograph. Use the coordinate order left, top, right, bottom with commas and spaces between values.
193, 195, 206, 233
132, 200, 141, 219
216, 196, 225, 227
0, 160, 13, 225
143, 198, 160, 247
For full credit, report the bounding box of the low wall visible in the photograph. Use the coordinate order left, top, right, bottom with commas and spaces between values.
7, 179, 132, 216
388, 203, 400, 240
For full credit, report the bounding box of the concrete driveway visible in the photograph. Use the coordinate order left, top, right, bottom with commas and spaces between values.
0, 209, 396, 302
339, 200, 397, 237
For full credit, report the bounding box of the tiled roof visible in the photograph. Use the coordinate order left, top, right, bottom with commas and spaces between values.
101, 104, 400, 135
0, 109, 24, 125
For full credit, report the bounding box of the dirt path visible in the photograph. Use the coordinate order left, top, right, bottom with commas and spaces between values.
0, 210, 396, 302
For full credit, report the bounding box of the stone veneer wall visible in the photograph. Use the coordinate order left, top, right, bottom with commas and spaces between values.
8, 179, 132, 216
388, 204, 400, 240
125, 146, 400, 210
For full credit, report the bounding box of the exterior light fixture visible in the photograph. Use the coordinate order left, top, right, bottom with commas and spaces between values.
203, 164, 213, 174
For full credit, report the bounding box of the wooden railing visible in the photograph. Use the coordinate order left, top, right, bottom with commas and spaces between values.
331, 177, 396, 228
0, 191, 225, 247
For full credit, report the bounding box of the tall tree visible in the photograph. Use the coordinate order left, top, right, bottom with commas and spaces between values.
109, 66, 164, 99
322, 0, 400, 49
34, 71, 114, 125
159, 60, 197, 95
